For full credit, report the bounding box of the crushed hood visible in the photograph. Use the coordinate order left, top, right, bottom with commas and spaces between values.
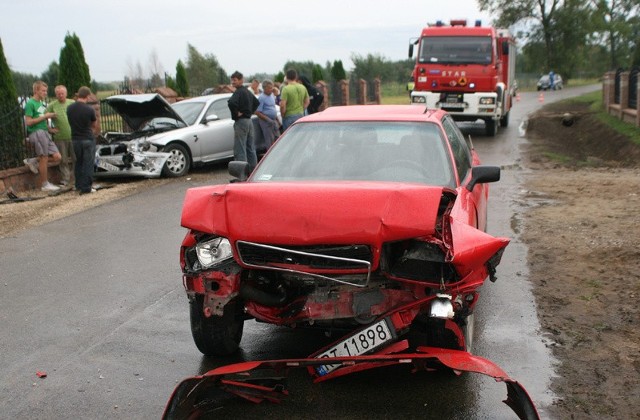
105, 94, 186, 131
180, 182, 446, 247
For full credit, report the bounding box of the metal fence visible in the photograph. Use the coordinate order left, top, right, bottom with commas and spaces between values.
614, 68, 623, 104
99, 100, 128, 134
629, 66, 639, 110
0, 97, 30, 171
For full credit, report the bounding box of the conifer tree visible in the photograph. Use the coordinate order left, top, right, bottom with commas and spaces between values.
58, 32, 91, 96
176, 60, 189, 97
0, 37, 26, 168
331, 60, 347, 81
312, 64, 324, 83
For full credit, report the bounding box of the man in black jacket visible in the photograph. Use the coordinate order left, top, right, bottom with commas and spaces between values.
228, 71, 260, 169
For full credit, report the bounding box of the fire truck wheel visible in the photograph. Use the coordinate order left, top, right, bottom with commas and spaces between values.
500, 111, 510, 128
190, 296, 245, 356
485, 119, 498, 136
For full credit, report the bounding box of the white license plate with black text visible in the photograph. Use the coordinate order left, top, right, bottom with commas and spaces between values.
315, 318, 395, 376
97, 159, 119, 172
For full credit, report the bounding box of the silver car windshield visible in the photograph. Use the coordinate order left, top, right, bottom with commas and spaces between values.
171, 101, 207, 125
252, 121, 455, 187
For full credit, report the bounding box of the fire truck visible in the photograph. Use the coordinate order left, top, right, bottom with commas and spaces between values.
409, 20, 517, 136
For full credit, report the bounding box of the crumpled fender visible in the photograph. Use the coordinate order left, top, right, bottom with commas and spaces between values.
162, 347, 539, 420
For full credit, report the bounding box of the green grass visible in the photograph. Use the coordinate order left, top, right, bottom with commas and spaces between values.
542, 151, 573, 164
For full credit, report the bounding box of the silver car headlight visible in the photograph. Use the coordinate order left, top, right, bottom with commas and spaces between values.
479, 97, 496, 105
196, 237, 233, 268
127, 138, 151, 153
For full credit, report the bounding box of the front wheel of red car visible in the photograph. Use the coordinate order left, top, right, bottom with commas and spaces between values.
189, 296, 244, 356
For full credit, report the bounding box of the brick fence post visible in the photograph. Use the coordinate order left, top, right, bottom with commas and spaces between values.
339, 80, 349, 106
357, 79, 367, 105
374, 78, 381, 104
603, 71, 615, 111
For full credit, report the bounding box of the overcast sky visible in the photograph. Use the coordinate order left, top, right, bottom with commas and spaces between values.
2, 0, 492, 82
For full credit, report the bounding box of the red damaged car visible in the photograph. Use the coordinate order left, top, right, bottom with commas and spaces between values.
171, 105, 539, 419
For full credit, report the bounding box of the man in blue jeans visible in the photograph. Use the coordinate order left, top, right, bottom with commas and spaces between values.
66, 86, 97, 194
227, 71, 260, 170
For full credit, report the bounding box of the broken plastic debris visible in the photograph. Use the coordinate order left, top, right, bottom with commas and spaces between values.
36, 371, 47, 378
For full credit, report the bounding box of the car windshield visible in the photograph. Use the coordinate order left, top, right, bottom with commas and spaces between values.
171, 101, 207, 125
251, 121, 455, 187
419, 36, 492, 65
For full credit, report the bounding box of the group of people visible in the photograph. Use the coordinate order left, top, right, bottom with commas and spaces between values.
227, 69, 324, 170
24, 71, 323, 191
23, 81, 97, 194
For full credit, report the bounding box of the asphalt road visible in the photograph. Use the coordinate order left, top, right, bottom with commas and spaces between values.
0, 85, 599, 419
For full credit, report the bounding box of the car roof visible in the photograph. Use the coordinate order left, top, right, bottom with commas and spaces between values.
297, 105, 446, 123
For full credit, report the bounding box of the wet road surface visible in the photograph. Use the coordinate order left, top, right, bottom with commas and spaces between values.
0, 86, 598, 419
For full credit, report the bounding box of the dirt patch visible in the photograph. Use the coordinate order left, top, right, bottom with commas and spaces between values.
522, 102, 640, 418
0, 170, 215, 239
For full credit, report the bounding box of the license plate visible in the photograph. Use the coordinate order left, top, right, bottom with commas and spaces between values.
315, 318, 395, 376
97, 159, 119, 172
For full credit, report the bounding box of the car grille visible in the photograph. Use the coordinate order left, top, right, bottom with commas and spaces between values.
236, 241, 372, 270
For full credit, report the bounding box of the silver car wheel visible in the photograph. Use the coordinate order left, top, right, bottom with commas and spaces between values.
162, 143, 191, 177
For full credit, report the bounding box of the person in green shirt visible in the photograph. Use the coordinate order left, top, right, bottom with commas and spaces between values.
46, 85, 75, 186
24, 81, 61, 191
279, 69, 309, 131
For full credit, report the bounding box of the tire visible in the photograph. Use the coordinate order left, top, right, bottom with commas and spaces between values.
500, 110, 510, 128
190, 296, 244, 356
161, 143, 190, 177
485, 118, 498, 136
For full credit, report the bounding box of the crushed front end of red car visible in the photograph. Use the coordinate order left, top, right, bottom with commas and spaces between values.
180, 182, 507, 354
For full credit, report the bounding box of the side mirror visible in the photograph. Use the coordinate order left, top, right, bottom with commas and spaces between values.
466, 165, 500, 191
408, 43, 414, 58
228, 161, 250, 182
204, 114, 219, 124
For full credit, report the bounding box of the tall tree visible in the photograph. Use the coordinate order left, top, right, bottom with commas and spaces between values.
185, 44, 225, 95
58, 32, 91, 96
70, 33, 91, 85
312, 64, 324, 83
590, 0, 640, 69
0, 37, 26, 169
176, 60, 189, 97
331, 60, 347, 81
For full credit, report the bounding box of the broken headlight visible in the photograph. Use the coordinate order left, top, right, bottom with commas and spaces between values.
196, 237, 233, 269
127, 138, 151, 153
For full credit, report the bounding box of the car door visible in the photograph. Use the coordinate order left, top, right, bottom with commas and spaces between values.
441, 115, 488, 231
198, 98, 235, 162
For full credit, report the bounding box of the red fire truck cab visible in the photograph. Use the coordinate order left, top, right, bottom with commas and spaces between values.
409, 19, 517, 136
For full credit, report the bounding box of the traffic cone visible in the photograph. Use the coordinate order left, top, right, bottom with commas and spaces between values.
538, 92, 544, 103
516, 92, 521, 102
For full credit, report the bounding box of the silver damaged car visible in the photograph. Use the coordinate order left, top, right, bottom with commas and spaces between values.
97, 93, 272, 178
